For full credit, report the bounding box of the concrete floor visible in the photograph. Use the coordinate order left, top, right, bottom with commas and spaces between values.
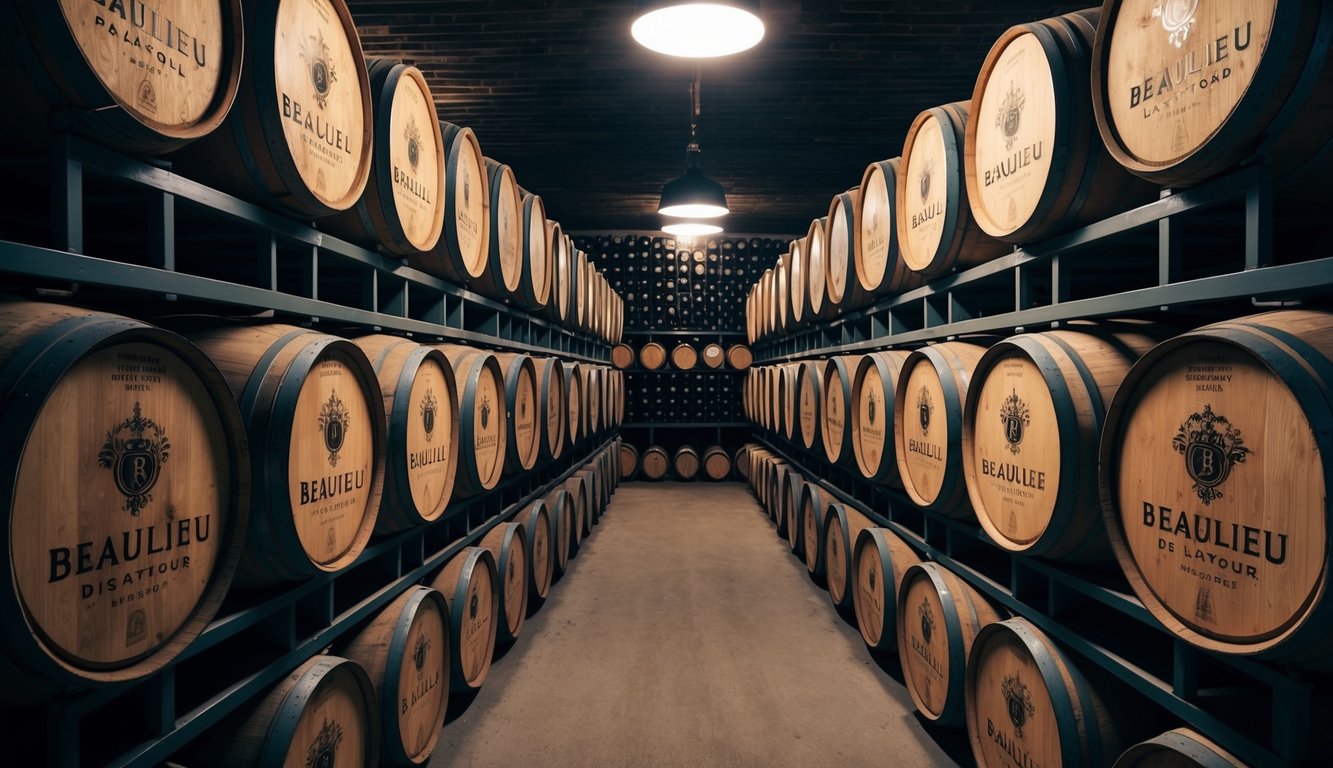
432, 482, 966, 768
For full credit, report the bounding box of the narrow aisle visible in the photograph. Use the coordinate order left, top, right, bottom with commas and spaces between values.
433, 483, 963, 768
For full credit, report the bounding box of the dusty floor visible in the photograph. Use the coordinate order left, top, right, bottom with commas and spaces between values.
432, 481, 965, 768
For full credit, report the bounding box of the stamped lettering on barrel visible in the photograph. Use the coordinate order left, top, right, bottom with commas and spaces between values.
408, 358, 452, 518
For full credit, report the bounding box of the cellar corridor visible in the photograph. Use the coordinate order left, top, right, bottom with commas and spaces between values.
431, 482, 963, 768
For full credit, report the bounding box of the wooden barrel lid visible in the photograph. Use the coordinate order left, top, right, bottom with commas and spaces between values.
824, 503, 872, 611
674, 447, 700, 480
1101, 312, 1331, 654
521, 501, 553, 602
534, 357, 565, 461
895, 341, 988, 513
521, 193, 551, 309
825, 188, 864, 309
822, 355, 859, 465
433, 547, 497, 691
855, 158, 908, 295
5, 318, 242, 673
445, 123, 489, 280
543, 488, 572, 575
800, 483, 827, 576
788, 239, 807, 326
726, 344, 753, 370
1114, 727, 1246, 768
563, 363, 581, 445
797, 359, 824, 450
899, 106, 952, 274
805, 218, 828, 319
852, 351, 909, 484
481, 523, 527, 643
583, 366, 601, 436
257, 656, 377, 767
702, 343, 725, 369
775, 254, 790, 331
640, 341, 667, 370
672, 343, 698, 370
703, 446, 732, 480
514, 357, 539, 470
619, 442, 639, 479
439, 346, 506, 494
853, 526, 920, 651
485, 158, 524, 296
641, 446, 670, 480
381, 63, 445, 253
610, 344, 635, 369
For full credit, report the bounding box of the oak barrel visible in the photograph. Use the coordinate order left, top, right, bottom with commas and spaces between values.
796, 359, 825, 451
640, 341, 668, 370
1092, 0, 1333, 188
563, 362, 582, 446
563, 474, 589, 548
328, 60, 446, 256
179, 0, 372, 217
611, 344, 635, 370
342, 586, 449, 767
727, 344, 752, 370
0, 0, 243, 155
851, 350, 911, 486
895, 339, 991, 517
480, 522, 528, 645
189, 323, 384, 586
1114, 728, 1246, 768
582, 365, 602, 437
702, 445, 733, 481
430, 547, 498, 692
775, 253, 791, 333
518, 192, 552, 311
788, 238, 809, 327
492, 353, 540, 473
966, 10, 1153, 244
672, 343, 698, 371
0, 303, 249, 700
805, 218, 831, 320
543, 487, 573, 579
799, 481, 829, 579
855, 158, 923, 297
964, 325, 1156, 562
897, 101, 1009, 279
674, 446, 701, 481
826, 188, 874, 312
779, 468, 805, 544
474, 157, 524, 301
519, 500, 554, 608
408, 123, 490, 286
821, 354, 861, 467
824, 503, 873, 613
622, 441, 640, 480
436, 345, 507, 497
1099, 310, 1333, 664
897, 562, 1003, 728
532, 357, 566, 463
780, 363, 800, 443
192, 655, 378, 768
966, 617, 1123, 768
853, 526, 921, 652
549, 227, 572, 323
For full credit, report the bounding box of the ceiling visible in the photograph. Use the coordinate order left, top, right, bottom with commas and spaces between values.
347, 1, 1095, 236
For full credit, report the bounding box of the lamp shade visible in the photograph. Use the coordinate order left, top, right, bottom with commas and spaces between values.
632, 1, 765, 58
663, 221, 723, 237
659, 166, 729, 218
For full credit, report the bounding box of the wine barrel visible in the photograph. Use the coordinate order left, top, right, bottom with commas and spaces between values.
826, 188, 874, 313
342, 586, 449, 767
897, 562, 1003, 728
543, 487, 573, 579
964, 325, 1158, 563
191, 655, 378, 768
519, 500, 554, 607
573, 251, 589, 332
492, 353, 540, 474
895, 339, 991, 517
966, 617, 1123, 768
800, 481, 830, 579
788, 237, 809, 327
436, 345, 507, 496
897, 101, 1009, 279
733, 445, 750, 480
0, 0, 243, 155
822, 355, 861, 467
550, 228, 573, 324
189, 323, 384, 586
824, 503, 873, 613
805, 217, 832, 321
775, 253, 791, 333
672, 343, 698, 371
1114, 728, 1246, 768
618, 441, 640, 480
409, 123, 489, 286
0, 303, 248, 701
328, 60, 446, 256
779, 468, 805, 545
796, 359, 825, 451
353, 336, 458, 534
431, 547, 498, 692
469, 157, 524, 301
780, 363, 800, 443
759, 269, 775, 339
698, 342, 724, 370
727, 344, 753, 371
1100, 310, 1333, 664
1092, 0, 1333, 188
965, 11, 1153, 244
578, 466, 603, 527
640, 341, 667, 371
851, 350, 911, 486
611, 344, 635, 370
855, 158, 923, 297
702, 445, 733, 481
853, 526, 921, 652
178, 0, 372, 217
562, 474, 589, 548
531, 357, 566, 463
673, 446, 701, 481
480, 522, 528, 645
769, 461, 793, 525
582, 365, 602, 437
563, 362, 582, 446
518, 193, 552, 312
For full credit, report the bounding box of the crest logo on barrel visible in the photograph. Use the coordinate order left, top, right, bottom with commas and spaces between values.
1000, 389, 1030, 454
99, 402, 170, 517
300, 33, 338, 110
306, 718, 343, 768
406, 118, 422, 171
481, 394, 492, 429
918, 597, 935, 645
996, 81, 1026, 152
868, 390, 878, 425
137, 79, 157, 115
1001, 673, 1036, 738
421, 388, 438, 442
1172, 404, 1251, 505
126, 609, 148, 647
414, 634, 431, 672
1153, 0, 1199, 48
319, 391, 351, 467
917, 386, 934, 434
868, 563, 877, 590
469, 589, 479, 619
918, 160, 934, 202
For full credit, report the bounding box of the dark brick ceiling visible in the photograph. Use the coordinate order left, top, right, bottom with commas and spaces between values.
347, 1, 1095, 235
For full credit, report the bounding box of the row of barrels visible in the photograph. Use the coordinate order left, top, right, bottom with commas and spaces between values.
617, 443, 742, 482
0, 0, 625, 338
743, 309, 1333, 668
746, 0, 1333, 342
743, 444, 1248, 768
180, 442, 621, 767
612, 341, 753, 371
0, 299, 623, 704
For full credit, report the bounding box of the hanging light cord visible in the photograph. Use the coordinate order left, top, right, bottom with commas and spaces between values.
688, 65, 702, 153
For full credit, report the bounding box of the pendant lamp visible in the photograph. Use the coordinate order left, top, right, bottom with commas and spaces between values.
659, 69, 729, 220
632, 1, 765, 58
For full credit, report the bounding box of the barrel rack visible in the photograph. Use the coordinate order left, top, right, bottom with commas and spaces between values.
0, 134, 615, 767
750, 163, 1333, 767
